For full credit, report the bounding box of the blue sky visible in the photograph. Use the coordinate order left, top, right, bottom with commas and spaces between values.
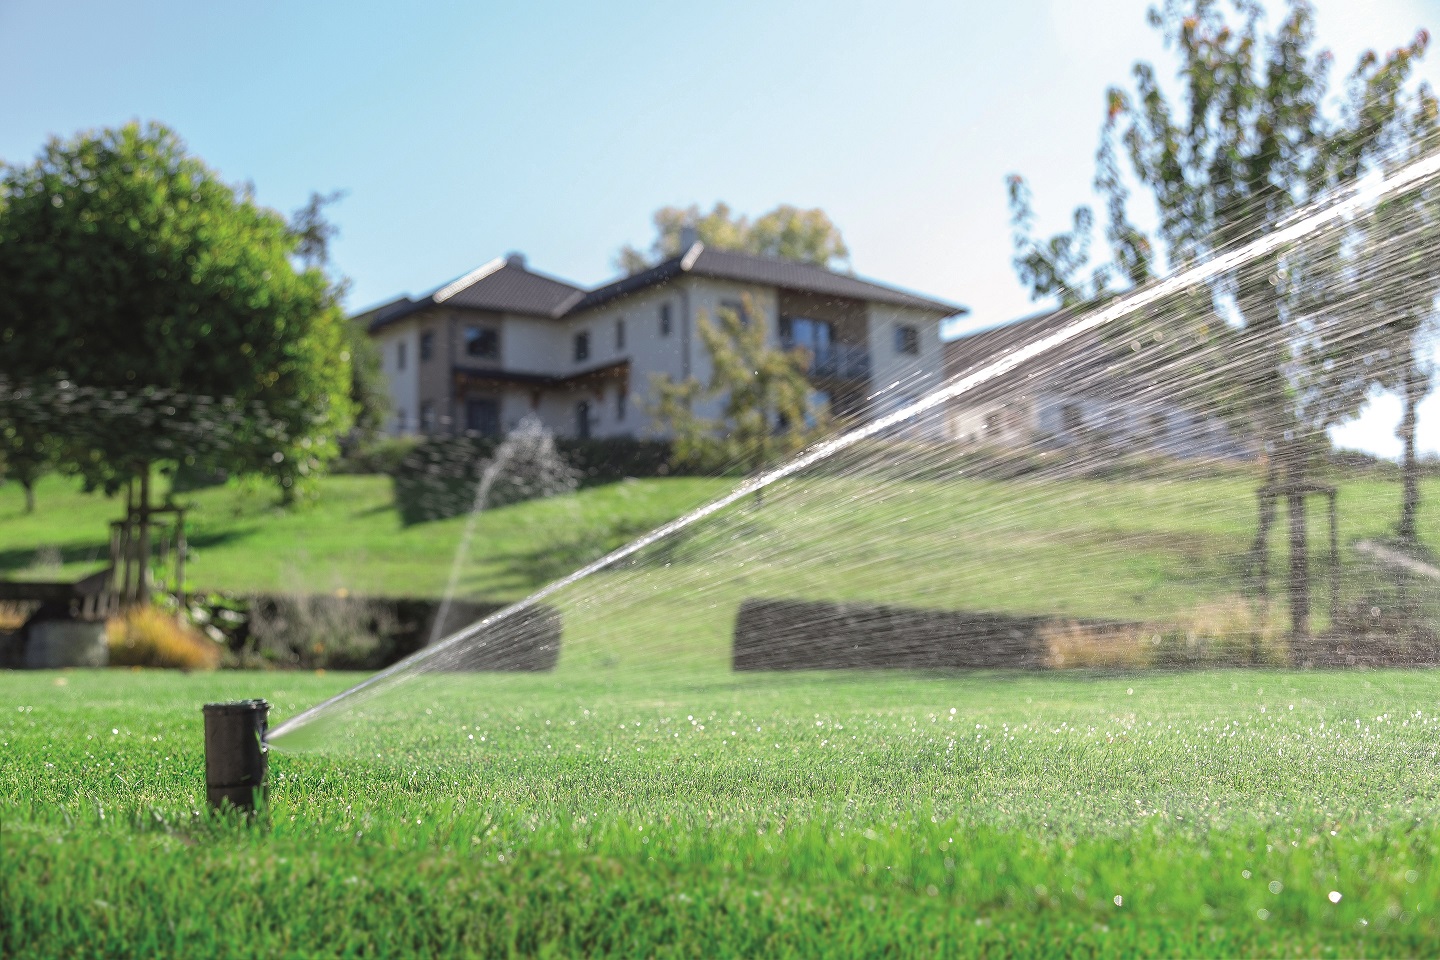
2, 0, 1437, 454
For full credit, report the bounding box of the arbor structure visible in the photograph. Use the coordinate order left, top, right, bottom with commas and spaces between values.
0, 122, 353, 593
1005, 0, 1430, 641
649, 297, 827, 477
617, 203, 849, 274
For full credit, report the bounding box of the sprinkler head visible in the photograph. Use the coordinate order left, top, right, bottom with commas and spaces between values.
202, 699, 269, 811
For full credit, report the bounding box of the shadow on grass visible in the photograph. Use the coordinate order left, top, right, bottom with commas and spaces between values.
0, 529, 257, 579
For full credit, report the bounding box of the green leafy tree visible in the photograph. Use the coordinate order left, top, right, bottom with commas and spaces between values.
1004, 0, 1429, 639
0, 122, 354, 512
287, 190, 390, 444
1348, 89, 1440, 542
649, 296, 827, 476
617, 203, 849, 274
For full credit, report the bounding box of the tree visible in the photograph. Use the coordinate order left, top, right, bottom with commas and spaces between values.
1349, 88, 1440, 542
286, 190, 390, 444
617, 203, 850, 274
0, 123, 354, 515
649, 296, 827, 477
1005, 0, 1429, 640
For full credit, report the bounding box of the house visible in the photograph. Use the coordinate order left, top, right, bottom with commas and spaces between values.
942, 307, 1251, 459
355, 243, 966, 441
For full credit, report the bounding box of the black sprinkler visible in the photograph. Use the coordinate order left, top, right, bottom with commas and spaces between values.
203, 699, 269, 811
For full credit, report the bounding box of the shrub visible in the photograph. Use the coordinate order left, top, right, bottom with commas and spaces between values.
106, 606, 221, 669
389, 433, 674, 524
1041, 621, 1153, 670
332, 435, 421, 475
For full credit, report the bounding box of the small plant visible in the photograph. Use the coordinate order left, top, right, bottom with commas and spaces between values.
106, 605, 221, 669
1042, 621, 1153, 670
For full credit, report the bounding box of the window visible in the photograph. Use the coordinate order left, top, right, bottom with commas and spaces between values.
782, 317, 833, 365
576, 400, 591, 439
396, 340, 407, 370
616, 386, 627, 422
420, 401, 435, 433
420, 330, 434, 362
894, 324, 919, 355
1061, 403, 1083, 434
465, 398, 500, 437
615, 317, 626, 350
396, 408, 407, 432
720, 299, 748, 325
659, 303, 672, 337
574, 331, 590, 363
464, 326, 499, 360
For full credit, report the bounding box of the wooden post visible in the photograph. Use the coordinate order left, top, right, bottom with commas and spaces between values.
1255, 488, 1271, 604
1288, 490, 1309, 645
1328, 490, 1339, 629
175, 508, 187, 611
137, 468, 152, 605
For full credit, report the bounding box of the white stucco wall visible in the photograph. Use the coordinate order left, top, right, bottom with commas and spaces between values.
866, 304, 948, 437
374, 321, 420, 435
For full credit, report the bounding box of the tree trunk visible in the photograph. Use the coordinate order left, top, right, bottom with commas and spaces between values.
137, 466, 152, 605
1398, 355, 1423, 543
1287, 490, 1309, 644
22, 480, 35, 514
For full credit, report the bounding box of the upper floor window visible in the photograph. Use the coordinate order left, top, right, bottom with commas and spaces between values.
465, 326, 500, 360
396, 341, 407, 370
894, 325, 919, 355
420, 330, 434, 362
615, 317, 626, 351
720, 299, 749, 326
574, 331, 590, 363
659, 303, 673, 337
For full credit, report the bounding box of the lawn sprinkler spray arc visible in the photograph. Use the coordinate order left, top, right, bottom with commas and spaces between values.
202, 699, 269, 811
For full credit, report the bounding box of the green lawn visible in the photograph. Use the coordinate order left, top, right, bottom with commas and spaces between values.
2, 470, 1433, 624
0, 474, 732, 601
4, 668, 1439, 957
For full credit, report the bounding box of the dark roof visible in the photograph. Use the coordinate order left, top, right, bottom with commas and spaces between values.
364, 246, 965, 332
366, 257, 584, 332
573, 246, 966, 316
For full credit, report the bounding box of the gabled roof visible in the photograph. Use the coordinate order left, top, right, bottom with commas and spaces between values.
573, 245, 967, 316
366, 256, 584, 332
363, 245, 966, 332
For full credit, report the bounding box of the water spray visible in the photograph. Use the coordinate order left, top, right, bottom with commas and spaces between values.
203, 699, 269, 811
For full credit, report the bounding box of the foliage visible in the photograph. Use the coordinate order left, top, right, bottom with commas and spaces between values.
616, 202, 850, 273
331, 434, 421, 475
0, 122, 354, 503
105, 605, 221, 669
6, 669, 1440, 956
1006, 0, 1429, 450
649, 296, 829, 475
286, 190, 391, 446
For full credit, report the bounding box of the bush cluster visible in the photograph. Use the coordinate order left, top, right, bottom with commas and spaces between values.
106, 606, 221, 669
389, 435, 680, 524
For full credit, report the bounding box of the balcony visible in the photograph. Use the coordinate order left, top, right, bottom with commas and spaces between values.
785, 341, 871, 380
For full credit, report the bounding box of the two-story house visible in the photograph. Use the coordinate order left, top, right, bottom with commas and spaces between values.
357, 242, 966, 440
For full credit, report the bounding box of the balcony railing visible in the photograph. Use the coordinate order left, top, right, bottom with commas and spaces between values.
784, 341, 871, 380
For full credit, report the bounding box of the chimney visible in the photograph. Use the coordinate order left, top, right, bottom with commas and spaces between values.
505, 252, 526, 269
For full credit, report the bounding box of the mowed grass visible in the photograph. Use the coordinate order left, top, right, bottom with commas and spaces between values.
0, 474, 731, 600
5, 668, 1440, 957
1, 471, 1433, 619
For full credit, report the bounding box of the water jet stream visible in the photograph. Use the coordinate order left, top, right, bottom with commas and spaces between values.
269, 146, 1440, 742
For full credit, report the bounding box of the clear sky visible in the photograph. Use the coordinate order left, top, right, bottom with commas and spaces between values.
2, 0, 1437, 453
